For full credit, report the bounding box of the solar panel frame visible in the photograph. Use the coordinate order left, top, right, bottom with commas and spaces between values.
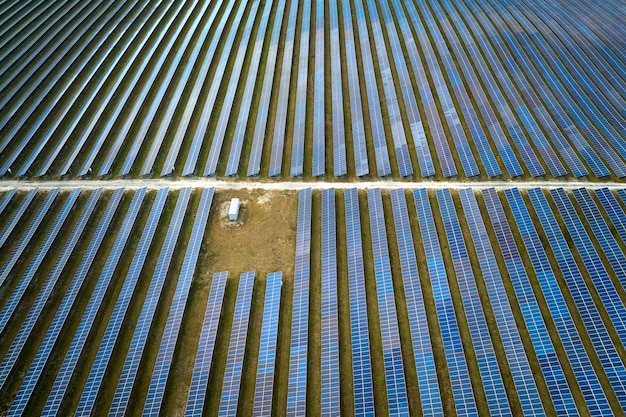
185, 271, 228, 417
6, 188, 125, 417
218, 271, 255, 417
143, 188, 215, 417
253, 272, 283, 417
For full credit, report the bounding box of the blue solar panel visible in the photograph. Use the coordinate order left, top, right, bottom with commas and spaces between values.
161, 0, 240, 177
253, 272, 283, 416
531, 188, 626, 412
203, 0, 265, 177
459, 189, 544, 416
594, 188, 626, 245
246, 0, 289, 177
39, 188, 147, 417
0, 188, 16, 217
367, 189, 410, 415
412, 189, 478, 417
287, 188, 311, 415
15, 0, 157, 178
343, 188, 374, 415
53, 0, 186, 178
389, 189, 443, 415
0, 188, 81, 335
0, 1, 134, 176
0, 188, 37, 250
225, 0, 282, 177
268, 0, 299, 177
339, 0, 369, 177
328, 0, 346, 177
351, 0, 391, 177
218, 271, 255, 416
106, 188, 192, 417
437, 189, 512, 416
143, 188, 214, 417
0, 188, 59, 288
360, 0, 414, 177
118, 1, 219, 177
289, 0, 311, 177
320, 189, 340, 415
570, 188, 626, 288
181, 0, 252, 177
0, 189, 100, 390
311, 0, 325, 177
185, 271, 228, 417
505, 188, 613, 416
7, 188, 124, 417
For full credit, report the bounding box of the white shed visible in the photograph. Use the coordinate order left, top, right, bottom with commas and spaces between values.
228, 198, 240, 221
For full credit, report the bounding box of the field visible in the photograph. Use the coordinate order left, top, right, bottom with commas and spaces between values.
0, 0, 625, 416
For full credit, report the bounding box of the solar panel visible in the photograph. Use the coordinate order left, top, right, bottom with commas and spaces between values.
118, 1, 219, 177
359, 0, 414, 177
0, 188, 81, 335
95, 2, 199, 177
0, 188, 59, 288
7, 188, 124, 417
185, 271, 228, 417
328, 0, 346, 177
15, 0, 157, 178
389, 189, 443, 415
459, 189, 544, 416
343, 188, 374, 415
367, 189, 409, 415
594, 188, 626, 245
287, 188, 312, 415
225, 0, 284, 176
246, 0, 289, 176
39, 188, 147, 417
218, 271, 255, 416
0, 1, 134, 176
0, 188, 16, 217
105, 188, 192, 417
143, 188, 215, 417
311, 0, 325, 177
181, 0, 252, 176
203, 0, 265, 177
481, 188, 578, 416
161, 0, 240, 177
412, 189, 478, 417
570, 188, 626, 287
505, 188, 613, 415
289, 0, 311, 177
320, 190, 340, 415
52, 0, 185, 178
351, 0, 391, 177
0, 189, 100, 390
253, 272, 283, 416
437, 189, 512, 416
0, 188, 37, 250
339, 0, 368, 177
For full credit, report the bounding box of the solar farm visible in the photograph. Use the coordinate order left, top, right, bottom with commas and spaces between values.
0, 0, 625, 415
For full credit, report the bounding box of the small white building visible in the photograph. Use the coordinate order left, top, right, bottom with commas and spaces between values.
228, 198, 240, 221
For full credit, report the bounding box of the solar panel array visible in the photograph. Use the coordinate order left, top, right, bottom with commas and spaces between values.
253, 272, 283, 417
287, 188, 312, 416
219, 271, 255, 417
343, 188, 375, 415
143, 188, 215, 417
1, 0, 625, 179
185, 271, 228, 417
367, 189, 410, 415
320, 189, 340, 416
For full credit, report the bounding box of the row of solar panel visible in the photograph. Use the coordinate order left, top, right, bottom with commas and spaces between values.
1, 185, 626, 415
1, 0, 625, 180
